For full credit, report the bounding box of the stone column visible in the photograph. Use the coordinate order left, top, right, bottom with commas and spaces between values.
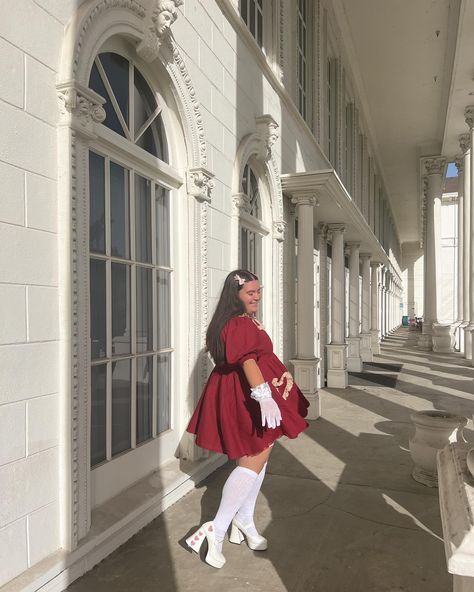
379, 267, 386, 339
326, 224, 348, 388
460, 133, 471, 358
290, 194, 320, 418
371, 262, 381, 354
419, 157, 445, 350
467, 108, 474, 364
316, 223, 328, 385
360, 254, 373, 361
346, 242, 362, 371
455, 154, 464, 352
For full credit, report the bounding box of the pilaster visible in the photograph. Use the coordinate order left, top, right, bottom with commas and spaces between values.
465, 108, 474, 365
370, 262, 381, 354
346, 242, 362, 372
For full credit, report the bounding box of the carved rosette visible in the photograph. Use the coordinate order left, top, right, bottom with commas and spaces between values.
459, 133, 470, 155
137, 0, 184, 63
57, 82, 106, 136
273, 220, 287, 242
186, 167, 214, 203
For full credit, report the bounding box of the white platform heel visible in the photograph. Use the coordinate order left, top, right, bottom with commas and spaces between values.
185, 521, 226, 569
229, 517, 268, 551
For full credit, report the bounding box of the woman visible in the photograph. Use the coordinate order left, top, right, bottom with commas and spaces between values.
186, 269, 309, 568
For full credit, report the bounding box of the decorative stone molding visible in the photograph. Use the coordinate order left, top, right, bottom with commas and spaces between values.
273, 220, 287, 242
455, 155, 464, 175
137, 0, 184, 63
459, 133, 470, 155
255, 114, 279, 161
316, 222, 328, 238
186, 167, 215, 203
465, 106, 474, 130
425, 157, 446, 176
327, 223, 346, 235
57, 82, 106, 136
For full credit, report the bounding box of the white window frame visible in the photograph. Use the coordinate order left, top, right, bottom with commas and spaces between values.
87, 40, 183, 507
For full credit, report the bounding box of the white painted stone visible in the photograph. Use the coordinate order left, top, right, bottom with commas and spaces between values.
0, 342, 58, 405
207, 238, 226, 270
0, 0, 63, 69
0, 285, 27, 344
25, 56, 57, 126
25, 173, 57, 233
0, 224, 57, 286
211, 24, 236, 76
211, 87, 236, 133
209, 268, 228, 299
182, 0, 213, 42
27, 394, 59, 456
0, 102, 56, 179
0, 447, 58, 528
0, 518, 27, 587
0, 161, 25, 226
209, 208, 231, 244
200, 106, 223, 151
27, 286, 59, 341
30, 0, 77, 25
0, 402, 26, 465
27, 501, 60, 566
198, 39, 224, 92
0, 37, 24, 108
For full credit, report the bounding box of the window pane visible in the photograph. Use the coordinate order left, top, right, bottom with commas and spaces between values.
240, 0, 248, 24
90, 258, 107, 359
157, 270, 171, 349
112, 263, 131, 355
137, 266, 153, 353
136, 355, 153, 444
257, 8, 263, 47
155, 185, 170, 266
110, 162, 130, 259
88, 62, 125, 137
89, 152, 105, 254
91, 364, 107, 466
135, 175, 152, 263
134, 67, 157, 137
157, 353, 171, 434
99, 53, 130, 127
112, 358, 131, 456
250, 0, 256, 37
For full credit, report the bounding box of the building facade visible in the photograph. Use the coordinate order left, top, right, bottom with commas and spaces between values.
2, 0, 470, 589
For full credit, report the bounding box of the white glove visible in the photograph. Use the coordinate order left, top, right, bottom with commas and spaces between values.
250, 382, 282, 429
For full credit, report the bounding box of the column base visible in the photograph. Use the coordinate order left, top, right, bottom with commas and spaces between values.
360, 332, 373, 362
418, 324, 433, 350
346, 336, 362, 372
326, 344, 348, 388
432, 322, 458, 353
370, 329, 380, 355
289, 358, 320, 419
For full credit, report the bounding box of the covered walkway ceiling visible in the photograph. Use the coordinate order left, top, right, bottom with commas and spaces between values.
335, 0, 461, 245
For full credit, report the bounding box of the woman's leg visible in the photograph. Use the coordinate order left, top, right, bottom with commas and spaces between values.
235, 446, 272, 534
212, 447, 273, 551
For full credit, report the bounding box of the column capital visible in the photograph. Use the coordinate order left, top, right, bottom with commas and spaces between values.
315, 222, 328, 237
465, 105, 474, 130
424, 157, 446, 176
360, 252, 372, 261
291, 192, 318, 207
370, 261, 382, 269
327, 223, 345, 235
459, 132, 470, 154
454, 154, 464, 174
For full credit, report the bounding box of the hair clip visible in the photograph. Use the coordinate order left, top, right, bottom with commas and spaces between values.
234, 274, 246, 286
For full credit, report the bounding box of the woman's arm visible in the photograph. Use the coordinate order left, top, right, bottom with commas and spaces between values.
242, 358, 265, 388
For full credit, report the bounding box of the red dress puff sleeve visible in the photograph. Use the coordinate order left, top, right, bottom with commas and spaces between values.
223, 316, 260, 367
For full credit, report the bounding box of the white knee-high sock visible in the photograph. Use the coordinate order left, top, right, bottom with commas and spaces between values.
235, 462, 267, 536
212, 466, 258, 551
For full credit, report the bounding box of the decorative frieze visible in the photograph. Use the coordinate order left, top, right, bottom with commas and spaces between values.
137, 0, 184, 63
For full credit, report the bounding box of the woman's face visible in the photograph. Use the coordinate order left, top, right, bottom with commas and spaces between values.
238, 279, 262, 315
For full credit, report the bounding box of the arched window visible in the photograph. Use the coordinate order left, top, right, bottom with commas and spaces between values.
240, 162, 265, 278
88, 49, 175, 479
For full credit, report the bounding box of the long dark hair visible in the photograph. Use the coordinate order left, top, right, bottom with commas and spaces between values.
206, 269, 258, 365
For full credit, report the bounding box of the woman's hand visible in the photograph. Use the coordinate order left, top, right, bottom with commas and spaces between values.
249, 382, 282, 429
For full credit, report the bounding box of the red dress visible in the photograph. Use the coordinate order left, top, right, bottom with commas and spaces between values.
187, 315, 310, 459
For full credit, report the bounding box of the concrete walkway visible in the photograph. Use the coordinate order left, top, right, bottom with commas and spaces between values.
67, 328, 474, 592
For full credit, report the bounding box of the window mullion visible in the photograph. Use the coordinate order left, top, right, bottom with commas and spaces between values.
151, 182, 158, 438
135, 105, 163, 144
130, 61, 135, 143
105, 159, 112, 461
96, 57, 132, 141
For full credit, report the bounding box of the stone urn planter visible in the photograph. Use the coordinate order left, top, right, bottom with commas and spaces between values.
409, 410, 467, 487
